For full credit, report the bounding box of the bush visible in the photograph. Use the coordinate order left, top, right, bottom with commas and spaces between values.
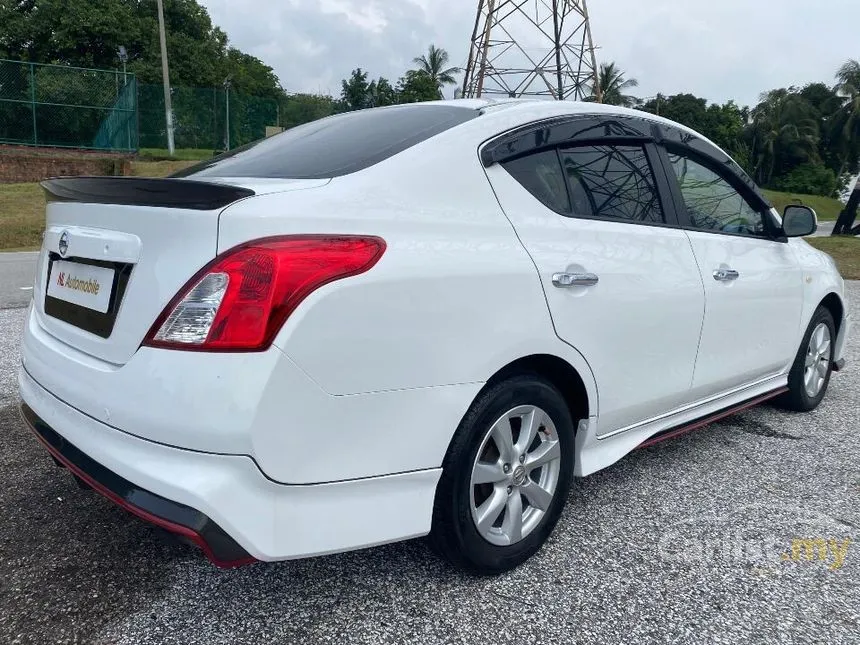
772, 163, 838, 197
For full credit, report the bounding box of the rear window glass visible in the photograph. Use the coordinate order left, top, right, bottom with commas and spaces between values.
173, 105, 478, 180
560, 145, 665, 223
502, 150, 570, 214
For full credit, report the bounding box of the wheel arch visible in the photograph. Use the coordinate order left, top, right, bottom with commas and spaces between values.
819, 292, 844, 335
483, 353, 591, 426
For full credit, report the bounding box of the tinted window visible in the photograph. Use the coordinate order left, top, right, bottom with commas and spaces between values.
173, 105, 478, 180
668, 153, 766, 237
559, 145, 664, 223
502, 150, 570, 213
658, 125, 769, 210
483, 115, 655, 166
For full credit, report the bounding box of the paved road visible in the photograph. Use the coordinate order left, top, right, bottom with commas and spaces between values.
0, 251, 38, 309
812, 221, 836, 237
0, 285, 858, 644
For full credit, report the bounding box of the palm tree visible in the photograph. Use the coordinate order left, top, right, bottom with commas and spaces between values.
836, 59, 860, 98
832, 59, 860, 176
750, 89, 820, 186
412, 45, 462, 98
592, 62, 639, 107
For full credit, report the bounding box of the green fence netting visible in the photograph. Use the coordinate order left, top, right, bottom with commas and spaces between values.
0, 59, 138, 151
1, 59, 280, 153
137, 84, 278, 151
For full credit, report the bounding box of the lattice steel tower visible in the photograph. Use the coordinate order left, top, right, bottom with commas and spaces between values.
462, 0, 601, 101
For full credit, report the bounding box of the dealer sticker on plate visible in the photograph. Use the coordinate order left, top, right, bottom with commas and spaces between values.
47, 260, 115, 314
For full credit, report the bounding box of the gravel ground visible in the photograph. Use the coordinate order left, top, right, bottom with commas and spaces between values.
1, 285, 858, 645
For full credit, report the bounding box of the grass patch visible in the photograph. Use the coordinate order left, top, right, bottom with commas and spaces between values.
0, 183, 45, 250
805, 237, 860, 280
0, 160, 199, 250
762, 189, 843, 221
137, 148, 215, 161
128, 159, 199, 178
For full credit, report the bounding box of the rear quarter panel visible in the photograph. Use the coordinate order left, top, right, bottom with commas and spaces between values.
217, 119, 596, 399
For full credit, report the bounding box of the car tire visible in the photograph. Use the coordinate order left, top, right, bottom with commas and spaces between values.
430, 374, 575, 574
775, 307, 836, 412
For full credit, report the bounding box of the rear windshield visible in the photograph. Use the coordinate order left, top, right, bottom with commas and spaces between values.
173, 104, 478, 180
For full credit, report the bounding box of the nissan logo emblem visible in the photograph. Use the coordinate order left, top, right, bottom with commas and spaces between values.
58, 231, 69, 257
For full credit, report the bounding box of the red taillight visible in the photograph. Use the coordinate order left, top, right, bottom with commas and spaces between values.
143, 235, 386, 351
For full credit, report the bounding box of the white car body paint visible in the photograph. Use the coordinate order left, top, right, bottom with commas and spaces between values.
17, 99, 850, 563
684, 229, 803, 396
484, 161, 706, 435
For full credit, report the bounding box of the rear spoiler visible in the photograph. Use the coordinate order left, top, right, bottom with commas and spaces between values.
41, 177, 255, 211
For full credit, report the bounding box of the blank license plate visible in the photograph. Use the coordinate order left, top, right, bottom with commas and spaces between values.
47, 260, 115, 313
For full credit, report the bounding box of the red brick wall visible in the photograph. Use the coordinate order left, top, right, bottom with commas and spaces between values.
0, 146, 132, 183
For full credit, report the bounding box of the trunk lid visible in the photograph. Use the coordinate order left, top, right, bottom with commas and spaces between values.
33, 176, 328, 365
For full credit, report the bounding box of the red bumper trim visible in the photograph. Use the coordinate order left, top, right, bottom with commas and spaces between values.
20, 403, 257, 569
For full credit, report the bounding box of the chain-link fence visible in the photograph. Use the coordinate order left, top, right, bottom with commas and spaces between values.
0, 59, 280, 153
0, 59, 137, 151
137, 84, 279, 151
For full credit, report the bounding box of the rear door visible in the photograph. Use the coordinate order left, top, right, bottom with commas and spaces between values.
483, 116, 706, 435
657, 139, 803, 398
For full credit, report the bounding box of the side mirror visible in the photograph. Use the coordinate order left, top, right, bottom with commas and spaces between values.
782, 205, 817, 237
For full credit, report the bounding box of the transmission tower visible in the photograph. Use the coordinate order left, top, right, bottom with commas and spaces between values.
462, 0, 601, 102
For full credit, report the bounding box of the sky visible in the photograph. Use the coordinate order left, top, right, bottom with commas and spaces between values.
201, 0, 860, 108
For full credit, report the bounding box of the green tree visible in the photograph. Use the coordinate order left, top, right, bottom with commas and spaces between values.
772, 162, 838, 197
0, 0, 282, 97
706, 101, 747, 156
396, 70, 440, 103
0, 0, 142, 69
222, 49, 282, 100
831, 59, 860, 177
835, 59, 860, 99
368, 77, 397, 107
592, 62, 639, 107
279, 93, 339, 129
749, 88, 820, 186
640, 93, 708, 130
797, 82, 843, 173
340, 68, 371, 110
639, 93, 751, 171
411, 44, 460, 98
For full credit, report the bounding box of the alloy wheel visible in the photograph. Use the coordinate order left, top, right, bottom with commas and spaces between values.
803, 322, 831, 398
469, 405, 562, 546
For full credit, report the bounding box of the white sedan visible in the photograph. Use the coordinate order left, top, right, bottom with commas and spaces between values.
18, 99, 850, 573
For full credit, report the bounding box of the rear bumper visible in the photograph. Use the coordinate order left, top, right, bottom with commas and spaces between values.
17, 365, 441, 563
20, 403, 254, 568
21, 303, 477, 483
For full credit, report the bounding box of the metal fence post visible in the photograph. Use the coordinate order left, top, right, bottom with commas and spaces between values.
127, 79, 133, 151
29, 62, 37, 145
211, 86, 216, 150
225, 86, 230, 151
136, 79, 142, 151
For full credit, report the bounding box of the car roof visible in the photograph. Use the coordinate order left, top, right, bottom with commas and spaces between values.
427, 97, 647, 115
438, 98, 731, 160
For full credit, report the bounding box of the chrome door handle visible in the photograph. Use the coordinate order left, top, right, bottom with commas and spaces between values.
712, 268, 740, 282
552, 272, 599, 287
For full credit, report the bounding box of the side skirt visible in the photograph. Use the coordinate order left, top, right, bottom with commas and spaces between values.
635, 387, 789, 449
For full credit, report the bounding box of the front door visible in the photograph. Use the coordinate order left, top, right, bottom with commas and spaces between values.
485, 140, 706, 435
662, 148, 803, 399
